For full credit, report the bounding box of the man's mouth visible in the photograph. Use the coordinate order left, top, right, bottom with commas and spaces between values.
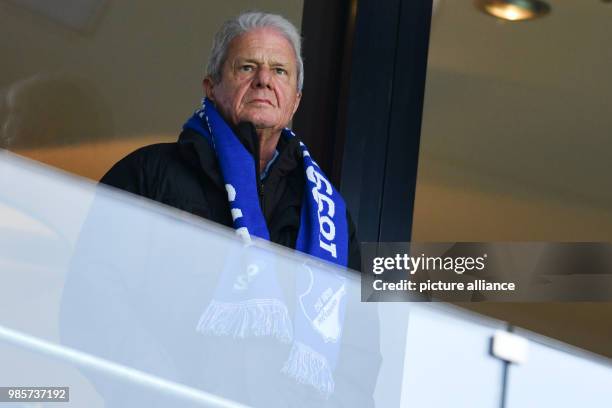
249, 98, 274, 106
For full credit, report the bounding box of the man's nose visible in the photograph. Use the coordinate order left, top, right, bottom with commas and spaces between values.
253, 66, 272, 89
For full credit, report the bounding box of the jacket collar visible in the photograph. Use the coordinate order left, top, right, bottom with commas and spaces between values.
177, 125, 303, 189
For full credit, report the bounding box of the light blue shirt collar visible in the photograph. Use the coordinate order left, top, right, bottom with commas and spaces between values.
260, 149, 280, 181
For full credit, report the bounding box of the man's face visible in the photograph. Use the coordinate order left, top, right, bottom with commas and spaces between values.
204, 27, 302, 133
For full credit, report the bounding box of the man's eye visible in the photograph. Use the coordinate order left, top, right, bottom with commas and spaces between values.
240, 65, 254, 72
274, 68, 287, 75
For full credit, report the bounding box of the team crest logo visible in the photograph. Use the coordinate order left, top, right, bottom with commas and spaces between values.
299, 266, 346, 343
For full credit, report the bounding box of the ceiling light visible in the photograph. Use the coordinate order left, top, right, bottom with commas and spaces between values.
475, 0, 551, 22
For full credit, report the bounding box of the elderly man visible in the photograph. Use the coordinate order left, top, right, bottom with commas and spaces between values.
101, 11, 360, 271
87, 12, 379, 407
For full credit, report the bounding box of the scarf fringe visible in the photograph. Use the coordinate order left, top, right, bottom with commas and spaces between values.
196, 299, 293, 343
281, 341, 334, 397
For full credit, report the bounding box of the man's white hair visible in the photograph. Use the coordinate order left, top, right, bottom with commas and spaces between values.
206, 11, 304, 91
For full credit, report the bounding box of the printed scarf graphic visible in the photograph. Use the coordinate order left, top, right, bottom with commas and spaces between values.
186, 98, 348, 396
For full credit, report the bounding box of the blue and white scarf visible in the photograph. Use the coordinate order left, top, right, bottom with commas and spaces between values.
187, 98, 349, 396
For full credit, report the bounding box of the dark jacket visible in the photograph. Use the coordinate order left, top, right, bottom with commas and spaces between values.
100, 124, 361, 271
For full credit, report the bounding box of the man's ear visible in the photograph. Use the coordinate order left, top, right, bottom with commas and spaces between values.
203, 77, 215, 101
292, 92, 302, 116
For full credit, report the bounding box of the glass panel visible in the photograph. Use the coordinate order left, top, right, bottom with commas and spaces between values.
0, 152, 383, 407
505, 332, 612, 408
395, 304, 505, 407
2, 152, 611, 406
